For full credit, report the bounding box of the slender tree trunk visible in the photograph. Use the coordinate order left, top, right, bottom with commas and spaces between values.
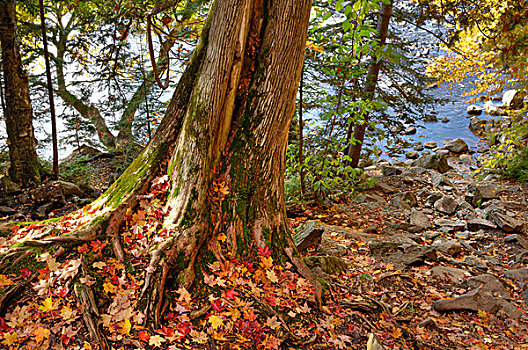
39, 0, 59, 178
0, 0, 42, 187
348, 0, 393, 168
298, 66, 306, 195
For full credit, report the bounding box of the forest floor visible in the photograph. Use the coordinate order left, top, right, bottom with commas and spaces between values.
0, 146, 528, 349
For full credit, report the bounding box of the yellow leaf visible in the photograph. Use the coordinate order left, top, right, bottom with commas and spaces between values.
119, 319, 131, 335
260, 256, 273, 269
33, 327, 50, 343
2, 331, 18, 346
392, 328, 402, 339
0, 275, 14, 288
149, 334, 165, 347
266, 270, 279, 283
103, 282, 116, 294
217, 233, 227, 242
38, 297, 57, 313
208, 315, 223, 329
93, 261, 106, 269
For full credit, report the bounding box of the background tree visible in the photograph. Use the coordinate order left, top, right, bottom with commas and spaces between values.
0, 0, 42, 187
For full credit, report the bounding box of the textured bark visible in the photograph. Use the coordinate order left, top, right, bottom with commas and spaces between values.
0, 0, 41, 187
89, 0, 320, 322
348, 0, 393, 168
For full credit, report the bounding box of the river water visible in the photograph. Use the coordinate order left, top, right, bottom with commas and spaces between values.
382, 80, 498, 160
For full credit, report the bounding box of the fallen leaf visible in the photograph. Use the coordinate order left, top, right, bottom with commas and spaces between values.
33, 326, 50, 343
208, 315, 223, 329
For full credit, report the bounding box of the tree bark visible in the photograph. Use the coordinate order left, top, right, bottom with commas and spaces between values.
348, 0, 393, 168
89, 0, 320, 323
0, 1, 320, 343
0, 0, 42, 187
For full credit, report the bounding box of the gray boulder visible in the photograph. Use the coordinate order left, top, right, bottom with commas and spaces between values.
434, 195, 458, 215
406, 150, 419, 159
488, 212, 524, 232
432, 238, 462, 256
430, 266, 471, 284
504, 269, 528, 281
467, 218, 497, 231
467, 105, 483, 116
410, 209, 432, 229
444, 138, 469, 153
293, 220, 325, 252
411, 154, 450, 173
502, 89, 525, 109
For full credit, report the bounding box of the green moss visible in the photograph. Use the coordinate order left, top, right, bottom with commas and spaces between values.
179, 188, 199, 229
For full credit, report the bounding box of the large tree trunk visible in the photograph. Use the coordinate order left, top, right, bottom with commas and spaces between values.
348, 0, 393, 168
0, 1, 320, 347
0, 0, 42, 187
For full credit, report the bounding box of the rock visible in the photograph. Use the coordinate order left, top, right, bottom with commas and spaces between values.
357, 193, 385, 204
430, 266, 471, 284
392, 191, 418, 209
433, 286, 521, 318
423, 231, 441, 240
426, 191, 444, 204
434, 195, 458, 214
432, 238, 462, 256
435, 149, 450, 156
469, 116, 486, 131
424, 114, 438, 122
424, 141, 437, 149
367, 333, 384, 350
374, 181, 396, 194
467, 218, 497, 231
502, 89, 525, 109
31, 182, 66, 206
504, 234, 528, 249
0, 176, 21, 195
484, 101, 507, 116
467, 105, 483, 116
414, 143, 424, 151
444, 138, 469, 154
0, 206, 16, 215
404, 126, 417, 135
471, 184, 499, 206
430, 172, 453, 187
503, 268, 528, 281
467, 274, 509, 299
441, 117, 449, 123
452, 256, 488, 270
304, 256, 348, 275
381, 165, 402, 177
459, 154, 474, 164
55, 181, 83, 197
488, 212, 524, 232
434, 219, 466, 231
293, 220, 324, 252
17, 193, 28, 204
411, 154, 450, 173
369, 235, 437, 268
410, 209, 432, 229
406, 150, 419, 159
33, 203, 53, 220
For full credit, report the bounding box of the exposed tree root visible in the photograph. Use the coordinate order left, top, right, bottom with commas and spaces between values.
75, 282, 108, 350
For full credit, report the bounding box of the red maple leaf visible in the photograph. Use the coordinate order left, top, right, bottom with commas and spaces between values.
211, 298, 224, 312
138, 331, 150, 341
258, 245, 272, 257
78, 244, 90, 253
90, 240, 106, 253
155, 325, 174, 337
20, 268, 31, 277
56, 286, 70, 297
225, 287, 238, 300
